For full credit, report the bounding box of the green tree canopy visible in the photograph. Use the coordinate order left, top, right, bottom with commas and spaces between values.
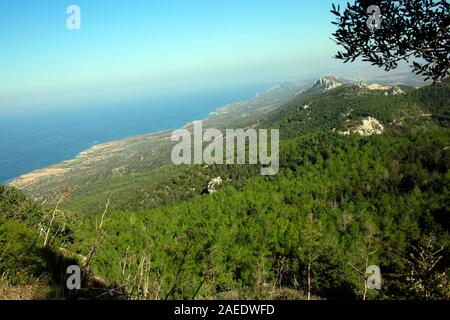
331, 0, 450, 82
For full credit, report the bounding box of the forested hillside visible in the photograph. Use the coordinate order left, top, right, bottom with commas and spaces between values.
1, 78, 449, 300
0, 186, 78, 298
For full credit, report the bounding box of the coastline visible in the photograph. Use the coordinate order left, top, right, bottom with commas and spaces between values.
7, 81, 304, 196
7, 95, 258, 190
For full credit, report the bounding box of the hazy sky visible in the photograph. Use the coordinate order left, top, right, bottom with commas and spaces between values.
1, 0, 360, 113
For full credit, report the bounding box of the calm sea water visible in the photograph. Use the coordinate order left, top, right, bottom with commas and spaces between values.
0, 84, 269, 184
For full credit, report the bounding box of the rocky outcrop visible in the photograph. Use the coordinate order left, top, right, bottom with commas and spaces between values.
353, 82, 405, 95
205, 177, 223, 194
385, 86, 405, 96
338, 117, 384, 136
297, 104, 310, 111
354, 81, 368, 89
314, 76, 343, 92
366, 83, 392, 91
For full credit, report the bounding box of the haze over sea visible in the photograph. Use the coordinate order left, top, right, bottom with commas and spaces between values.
0, 84, 269, 184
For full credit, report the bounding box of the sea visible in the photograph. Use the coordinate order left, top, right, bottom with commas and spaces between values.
0, 84, 269, 184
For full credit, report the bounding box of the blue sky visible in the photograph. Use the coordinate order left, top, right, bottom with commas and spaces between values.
0, 0, 356, 113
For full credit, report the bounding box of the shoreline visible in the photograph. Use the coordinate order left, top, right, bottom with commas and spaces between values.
6, 78, 310, 192
6, 92, 263, 188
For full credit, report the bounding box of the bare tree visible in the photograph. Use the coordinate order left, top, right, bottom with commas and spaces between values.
42, 189, 69, 247
406, 234, 449, 299
165, 241, 193, 300
298, 212, 325, 300
349, 223, 379, 300
83, 195, 111, 271
121, 249, 162, 300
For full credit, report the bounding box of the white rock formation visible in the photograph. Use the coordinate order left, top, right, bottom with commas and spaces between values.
206, 177, 223, 194
338, 117, 384, 136
367, 83, 392, 91
314, 76, 343, 91
385, 86, 405, 96
298, 104, 310, 111
354, 83, 405, 95
354, 81, 368, 89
